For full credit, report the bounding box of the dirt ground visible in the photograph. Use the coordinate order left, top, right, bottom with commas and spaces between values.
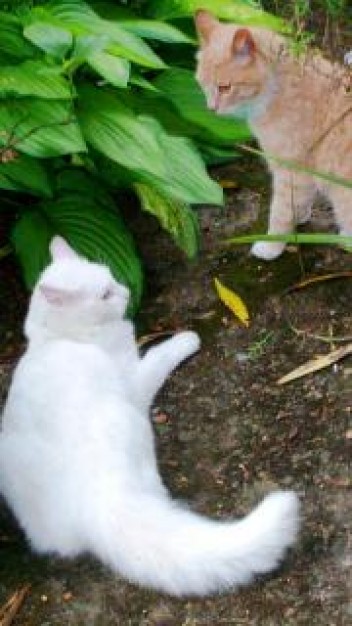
0, 158, 352, 625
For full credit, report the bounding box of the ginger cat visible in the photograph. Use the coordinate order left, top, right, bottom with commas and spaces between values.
195, 10, 352, 259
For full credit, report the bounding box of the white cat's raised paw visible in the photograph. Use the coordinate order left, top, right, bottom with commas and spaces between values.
173, 331, 201, 359
251, 240, 286, 260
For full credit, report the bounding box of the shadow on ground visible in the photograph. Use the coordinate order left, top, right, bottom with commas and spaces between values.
0, 160, 351, 625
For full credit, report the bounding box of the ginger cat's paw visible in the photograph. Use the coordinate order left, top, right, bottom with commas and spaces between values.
251, 241, 286, 260
338, 229, 352, 251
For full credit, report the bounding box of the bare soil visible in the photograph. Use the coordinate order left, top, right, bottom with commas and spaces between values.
0, 159, 351, 625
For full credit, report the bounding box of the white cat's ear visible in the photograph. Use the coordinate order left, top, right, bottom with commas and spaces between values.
50, 236, 79, 262
232, 28, 256, 61
194, 10, 218, 43
39, 284, 80, 306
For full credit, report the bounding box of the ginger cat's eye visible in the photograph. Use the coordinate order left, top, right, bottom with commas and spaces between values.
218, 83, 232, 94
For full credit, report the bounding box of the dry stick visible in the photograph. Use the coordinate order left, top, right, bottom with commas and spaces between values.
0, 585, 30, 626
289, 323, 352, 344
277, 342, 352, 385
137, 330, 174, 348
286, 271, 352, 292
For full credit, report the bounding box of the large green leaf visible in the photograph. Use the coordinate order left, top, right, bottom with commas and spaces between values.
87, 51, 130, 87
0, 154, 52, 197
54, 166, 124, 207
12, 210, 54, 285
118, 19, 194, 44
154, 68, 251, 145
71, 33, 109, 61
12, 192, 143, 315
0, 173, 20, 193
0, 60, 72, 99
129, 70, 159, 92
24, 21, 73, 59
0, 98, 86, 158
148, 0, 286, 31
90, 152, 138, 190
28, 1, 166, 68
118, 89, 209, 142
135, 183, 200, 258
0, 12, 36, 59
78, 85, 223, 206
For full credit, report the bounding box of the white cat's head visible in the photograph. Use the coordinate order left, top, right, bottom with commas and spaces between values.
25, 236, 130, 340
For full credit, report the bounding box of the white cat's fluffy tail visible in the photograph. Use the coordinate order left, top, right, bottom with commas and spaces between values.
90, 490, 299, 596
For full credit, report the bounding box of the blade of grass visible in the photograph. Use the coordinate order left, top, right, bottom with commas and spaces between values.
238, 144, 352, 190
225, 233, 352, 246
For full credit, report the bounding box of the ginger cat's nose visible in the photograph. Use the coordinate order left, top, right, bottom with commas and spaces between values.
218, 83, 231, 94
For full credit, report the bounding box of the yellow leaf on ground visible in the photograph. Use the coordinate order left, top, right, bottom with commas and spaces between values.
219, 179, 239, 189
214, 278, 250, 327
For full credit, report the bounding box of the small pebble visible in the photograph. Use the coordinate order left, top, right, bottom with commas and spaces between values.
235, 352, 250, 363
62, 592, 73, 602
152, 412, 169, 425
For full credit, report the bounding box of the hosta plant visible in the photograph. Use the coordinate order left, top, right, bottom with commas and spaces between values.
0, 0, 282, 314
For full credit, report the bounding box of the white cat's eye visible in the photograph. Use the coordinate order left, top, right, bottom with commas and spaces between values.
101, 288, 114, 300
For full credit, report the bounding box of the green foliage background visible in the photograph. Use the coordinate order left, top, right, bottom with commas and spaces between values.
0, 0, 283, 314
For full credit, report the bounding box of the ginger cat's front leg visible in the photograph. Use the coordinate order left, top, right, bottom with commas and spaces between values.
251, 172, 316, 260
328, 185, 352, 240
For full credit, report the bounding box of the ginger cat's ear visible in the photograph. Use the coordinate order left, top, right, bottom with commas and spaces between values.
232, 28, 256, 61
194, 9, 218, 43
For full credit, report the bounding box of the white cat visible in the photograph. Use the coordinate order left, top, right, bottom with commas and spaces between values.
0, 237, 299, 596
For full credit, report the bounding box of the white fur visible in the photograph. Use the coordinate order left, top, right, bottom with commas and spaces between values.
251, 240, 286, 260
0, 237, 300, 596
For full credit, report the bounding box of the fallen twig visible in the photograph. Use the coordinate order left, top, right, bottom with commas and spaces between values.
137, 330, 174, 348
289, 324, 352, 344
0, 585, 30, 626
286, 271, 352, 293
277, 342, 352, 384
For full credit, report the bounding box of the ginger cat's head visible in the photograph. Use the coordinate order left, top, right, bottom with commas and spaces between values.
26, 237, 130, 340
195, 10, 275, 119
